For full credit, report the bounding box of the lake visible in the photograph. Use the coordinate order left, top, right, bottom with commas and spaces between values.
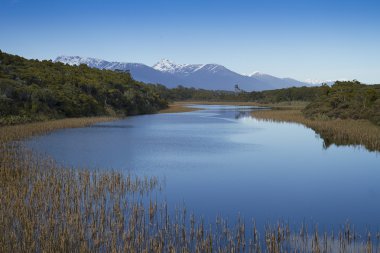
27, 105, 380, 231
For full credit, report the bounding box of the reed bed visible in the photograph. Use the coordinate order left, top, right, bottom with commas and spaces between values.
252, 109, 380, 152
1, 117, 379, 252
184, 100, 309, 109
0, 117, 116, 143
180, 101, 262, 106
159, 103, 201, 114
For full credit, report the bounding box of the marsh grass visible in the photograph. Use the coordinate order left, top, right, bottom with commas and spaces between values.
159, 103, 202, 114
252, 109, 380, 152
179, 101, 262, 106
0, 117, 116, 143
1, 117, 379, 252
183, 100, 309, 109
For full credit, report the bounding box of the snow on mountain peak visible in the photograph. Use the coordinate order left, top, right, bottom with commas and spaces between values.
55, 55, 85, 65
249, 71, 267, 77
55, 54, 316, 90
55, 56, 147, 71
152, 59, 207, 74
55, 55, 106, 66
152, 59, 182, 72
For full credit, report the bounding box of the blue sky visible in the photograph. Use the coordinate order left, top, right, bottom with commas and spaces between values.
1, 0, 379, 83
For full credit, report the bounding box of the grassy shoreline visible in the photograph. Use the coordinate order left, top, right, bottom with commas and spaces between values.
159, 101, 271, 114
1, 116, 379, 252
162, 101, 380, 152
159, 101, 302, 114
159, 102, 201, 113
178, 101, 262, 106
251, 109, 380, 152
0, 116, 117, 143
0, 117, 161, 252
175, 100, 309, 109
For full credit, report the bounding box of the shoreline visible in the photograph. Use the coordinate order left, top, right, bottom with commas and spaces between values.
159, 102, 202, 113
1, 109, 379, 252
175, 100, 309, 109
159, 101, 270, 114
251, 109, 380, 152
0, 116, 117, 143
160, 101, 380, 152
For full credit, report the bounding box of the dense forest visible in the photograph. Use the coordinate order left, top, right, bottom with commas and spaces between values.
0, 51, 168, 125
1, 50, 379, 126
160, 84, 329, 103
303, 81, 380, 126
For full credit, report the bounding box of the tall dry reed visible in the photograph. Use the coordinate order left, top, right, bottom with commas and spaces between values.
1, 117, 379, 252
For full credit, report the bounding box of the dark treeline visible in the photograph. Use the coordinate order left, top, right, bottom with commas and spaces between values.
303, 81, 380, 126
161, 82, 380, 126
0, 50, 168, 125
159, 84, 329, 103
1, 50, 379, 126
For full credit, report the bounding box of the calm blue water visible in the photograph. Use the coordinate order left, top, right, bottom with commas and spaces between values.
27, 105, 380, 231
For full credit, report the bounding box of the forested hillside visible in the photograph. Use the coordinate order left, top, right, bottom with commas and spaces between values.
0, 51, 167, 125
303, 81, 380, 125
1, 50, 379, 126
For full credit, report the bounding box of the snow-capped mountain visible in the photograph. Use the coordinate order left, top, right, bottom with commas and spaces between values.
55, 56, 316, 91
152, 59, 229, 76
153, 59, 204, 75
55, 56, 182, 86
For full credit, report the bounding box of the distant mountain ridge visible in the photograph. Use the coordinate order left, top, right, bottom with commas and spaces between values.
55, 56, 318, 91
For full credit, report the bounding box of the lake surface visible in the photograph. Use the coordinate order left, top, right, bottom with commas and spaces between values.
27, 105, 380, 231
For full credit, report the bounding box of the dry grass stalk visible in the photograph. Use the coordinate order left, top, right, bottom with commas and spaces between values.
1, 117, 379, 252
159, 103, 201, 114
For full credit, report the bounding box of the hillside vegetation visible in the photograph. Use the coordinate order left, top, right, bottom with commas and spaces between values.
159, 84, 328, 103
0, 50, 167, 125
252, 109, 380, 152
1, 50, 379, 127
303, 81, 380, 126
163, 82, 380, 126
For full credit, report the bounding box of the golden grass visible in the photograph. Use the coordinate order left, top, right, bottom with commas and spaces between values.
264, 101, 309, 110
159, 101, 307, 115
183, 100, 262, 106
182, 100, 309, 109
0, 151, 159, 252
0, 117, 116, 143
159, 102, 201, 113
252, 109, 380, 152
1, 116, 379, 252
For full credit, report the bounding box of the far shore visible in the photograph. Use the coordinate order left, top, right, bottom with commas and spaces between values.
159, 101, 265, 114
160, 101, 380, 152
5, 102, 378, 152
159, 100, 308, 114
251, 109, 380, 152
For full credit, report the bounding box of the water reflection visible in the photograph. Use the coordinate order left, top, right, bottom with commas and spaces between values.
26, 104, 380, 232
89, 124, 134, 129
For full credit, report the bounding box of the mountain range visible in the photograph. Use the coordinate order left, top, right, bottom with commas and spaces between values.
55, 56, 321, 91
